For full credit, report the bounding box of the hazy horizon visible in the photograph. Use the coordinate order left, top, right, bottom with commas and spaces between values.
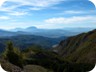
0, 26, 96, 31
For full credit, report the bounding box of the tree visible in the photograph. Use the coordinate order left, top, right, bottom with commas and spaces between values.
4, 41, 24, 68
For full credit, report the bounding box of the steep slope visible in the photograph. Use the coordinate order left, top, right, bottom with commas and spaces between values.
54, 29, 96, 64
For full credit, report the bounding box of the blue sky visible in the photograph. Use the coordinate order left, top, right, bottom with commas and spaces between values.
0, 0, 96, 29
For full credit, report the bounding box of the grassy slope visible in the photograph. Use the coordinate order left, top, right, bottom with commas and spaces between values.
55, 29, 96, 64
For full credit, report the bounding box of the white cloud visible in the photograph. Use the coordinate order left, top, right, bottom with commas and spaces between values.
8, 11, 28, 16
45, 16, 96, 24
58, 10, 96, 15
0, 4, 28, 16
64, 10, 85, 14
0, 4, 21, 12
7, 0, 64, 7
0, 0, 64, 11
0, 16, 10, 20
0, 0, 6, 7
0, 0, 64, 16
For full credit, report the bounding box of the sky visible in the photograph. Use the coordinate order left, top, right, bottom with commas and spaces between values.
0, 0, 96, 30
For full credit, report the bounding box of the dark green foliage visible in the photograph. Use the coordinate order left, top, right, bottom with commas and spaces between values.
4, 41, 24, 68
6, 50, 23, 68
23, 45, 43, 53
63, 63, 95, 72
23, 46, 95, 72
1, 41, 95, 72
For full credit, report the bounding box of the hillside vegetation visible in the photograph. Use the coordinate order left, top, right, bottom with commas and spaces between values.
0, 35, 66, 53
54, 29, 96, 64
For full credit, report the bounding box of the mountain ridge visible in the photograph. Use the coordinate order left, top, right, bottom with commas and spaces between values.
0, 27, 95, 38
0, 34, 67, 53
53, 29, 96, 64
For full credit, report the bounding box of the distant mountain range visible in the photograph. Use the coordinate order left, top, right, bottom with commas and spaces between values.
0, 26, 95, 38
0, 27, 95, 53
53, 29, 96, 64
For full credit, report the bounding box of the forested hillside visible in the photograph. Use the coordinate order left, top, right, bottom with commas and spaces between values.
0, 35, 67, 53
54, 29, 96, 64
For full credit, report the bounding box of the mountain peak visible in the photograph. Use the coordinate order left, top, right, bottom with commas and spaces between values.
27, 26, 37, 30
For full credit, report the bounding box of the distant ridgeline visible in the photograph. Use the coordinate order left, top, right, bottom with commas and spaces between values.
0, 35, 67, 53
0, 27, 94, 53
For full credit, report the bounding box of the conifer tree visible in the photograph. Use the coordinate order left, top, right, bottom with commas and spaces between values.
4, 41, 23, 68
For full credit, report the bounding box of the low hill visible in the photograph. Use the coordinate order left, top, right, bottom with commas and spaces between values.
0, 35, 67, 53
